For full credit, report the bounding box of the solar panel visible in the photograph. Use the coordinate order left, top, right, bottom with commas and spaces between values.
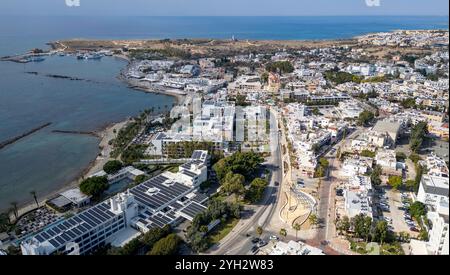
79, 222, 91, 232
180, 202, 207, 218
53, 226, 63, 235
83, 212, 102, 224
55, 236, 65, 245
72, 227, 83, 236
41, 231, 50, 240
49, 239, 59, 248
66, 230, 76, 239
35, 234, 45, 242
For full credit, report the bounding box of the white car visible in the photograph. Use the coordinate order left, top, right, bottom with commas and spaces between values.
269, 235, 279, 241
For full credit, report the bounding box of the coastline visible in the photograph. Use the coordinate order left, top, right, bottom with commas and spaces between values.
7, 27, 446, 220
10, 120, 129, 221
9, 54, 184, 220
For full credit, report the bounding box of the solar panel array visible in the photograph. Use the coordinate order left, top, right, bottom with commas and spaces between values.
181, 169, 198, 178
179, 202, 207, 220
191, 150, 203, 160
192, 193, 208, 204
33, 202, 119, 249
129, 174, 191, 211
180, 159, 205, 170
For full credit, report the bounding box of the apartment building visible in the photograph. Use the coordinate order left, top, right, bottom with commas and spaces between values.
21, 151, 210, 255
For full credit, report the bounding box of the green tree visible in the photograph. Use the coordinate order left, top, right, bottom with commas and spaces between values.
401, 98, 416, 109
405, 180, 416, 191
398, 232, 411, 243
103, 160, 123, 174
293, 223, 301, 240
361, 150, 376, 158
357, 111, 375, 126
409, 201, 427, 220
388, 175, 403, 190
351, 214, 372, 242
336, 216, 351, 235
396, 152, 407, 162
260, 72, 269, 84
409, 153, 421, 164
221, 172, 245, 201
148, 234, 181, 255
134, 175, 148, 185
80, 176, 109, 197
370, 165, 383, 186
373, 221, 388, 245
324, 70, 363, 85
265, 61, 294, 74
0, 212, 11, 233
409, 122, 428, 153
309, 213, 319, 228
213, 152, 264, 182
279, 228, 287, 240
245, 178, 268, 203
6, 245, 21, 255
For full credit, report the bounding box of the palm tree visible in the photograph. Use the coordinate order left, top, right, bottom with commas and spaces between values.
30, 190, 39, 207
279, 228, 287, 240
256, 226, 263, 238
309, 214, 319, 229
10, 202, 18, 219
293, 223, 301, 240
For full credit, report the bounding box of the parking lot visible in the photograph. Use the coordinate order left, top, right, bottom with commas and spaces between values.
374, 188, 419, 237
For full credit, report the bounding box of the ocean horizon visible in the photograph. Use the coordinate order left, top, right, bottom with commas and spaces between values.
0, 15, 448, 211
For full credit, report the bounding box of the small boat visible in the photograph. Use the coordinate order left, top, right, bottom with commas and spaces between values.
85, 53, 103, 60
77, 53, 103, 60
28, 56, 45, 62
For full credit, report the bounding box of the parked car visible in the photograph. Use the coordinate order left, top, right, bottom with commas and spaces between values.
410, 227, 419, 232
258, 240, 268, 248
251, 246, 259, 254
251, 237, 261, 244
269, 235, 279, 241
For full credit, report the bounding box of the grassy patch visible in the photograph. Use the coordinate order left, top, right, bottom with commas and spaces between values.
207, 218, 239, 245
381, 243, 405, 255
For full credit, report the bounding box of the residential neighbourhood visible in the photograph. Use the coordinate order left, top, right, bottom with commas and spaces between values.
0, 29, 448, 256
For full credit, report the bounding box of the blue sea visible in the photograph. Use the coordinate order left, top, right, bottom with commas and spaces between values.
0, 16, 448, 211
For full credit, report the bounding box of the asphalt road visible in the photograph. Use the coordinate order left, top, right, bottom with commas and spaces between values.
207, 108, 283, 255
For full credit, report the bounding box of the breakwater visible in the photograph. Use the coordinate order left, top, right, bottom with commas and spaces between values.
52, 130, 100, 138
0, 122, 52, 150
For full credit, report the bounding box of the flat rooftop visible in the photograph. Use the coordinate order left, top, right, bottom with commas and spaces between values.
421, 175, 449, 197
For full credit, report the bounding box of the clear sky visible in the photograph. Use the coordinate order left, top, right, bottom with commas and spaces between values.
2, 0, 449, 16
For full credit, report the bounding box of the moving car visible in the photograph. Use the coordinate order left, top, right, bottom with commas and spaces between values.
251, 246, 259, 254
251, 237, 261, 244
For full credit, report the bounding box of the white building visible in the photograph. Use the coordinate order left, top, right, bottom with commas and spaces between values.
340, 157, 372, 178
344, 176, 373, 218
268, 240, 324, 255
427, 199, 449, 255
375, 149, 402, 176
410, 199, 449, 255
21, 151, 210, 255
417, 175, 449, 210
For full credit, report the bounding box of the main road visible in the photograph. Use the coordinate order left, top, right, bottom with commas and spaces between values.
207, 107, 283, 255
313, 126, 364, 252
